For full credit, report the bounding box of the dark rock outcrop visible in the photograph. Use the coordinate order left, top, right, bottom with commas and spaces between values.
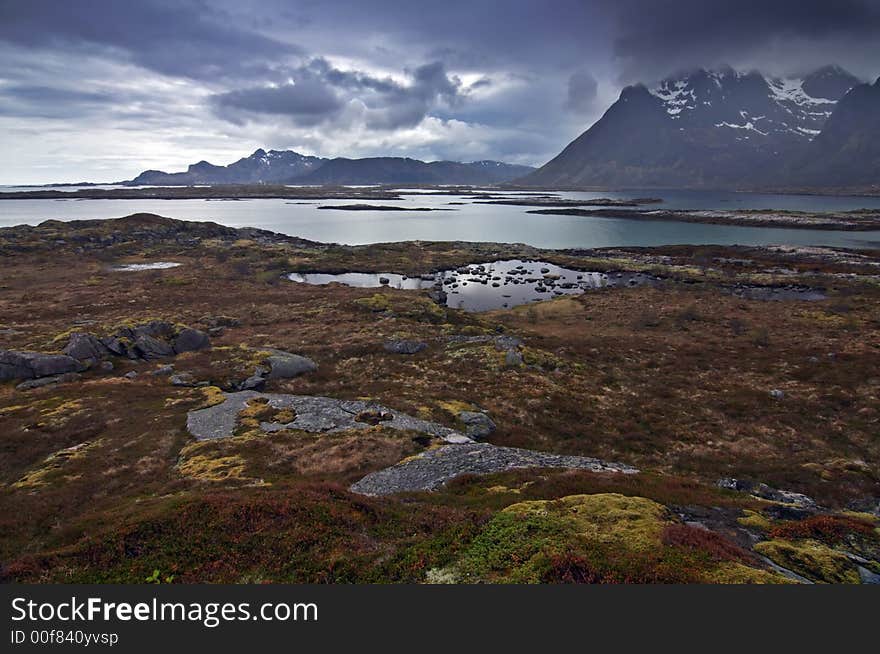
1, 349, 84, 381
132, 334, 175, 360
62, 333, 109, 365
173, 328, 211, 354
16, 372, 82, 390
63, 321, 211, 363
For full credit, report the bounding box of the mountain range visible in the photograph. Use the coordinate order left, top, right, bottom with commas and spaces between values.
524, 65, 880, 190
125, 149, 534, 186
123, 66, 877, 191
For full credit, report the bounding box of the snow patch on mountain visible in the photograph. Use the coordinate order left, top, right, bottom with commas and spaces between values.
651, 80, 696, 117
715, 121, 768, 136
647, 67, 858, 141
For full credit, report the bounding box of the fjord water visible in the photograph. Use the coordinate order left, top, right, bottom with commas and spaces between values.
1, 187, 880, 249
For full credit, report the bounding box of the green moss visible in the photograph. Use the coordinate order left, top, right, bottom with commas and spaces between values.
13, 440, 100, 489
49, 327, 79, 347
754, 539, 861, 584
354, 293, 391, 312
437, 399, 476, 415
177, 454, 249, 482
197, 386, 227, 409
703, 561, 793, 584
455, 504, 572, 583
154, 276, 191, 286
455, 494, 669, 582
451, 493, 788, 584
738, 509, 773, 531
521, 346, 566, 371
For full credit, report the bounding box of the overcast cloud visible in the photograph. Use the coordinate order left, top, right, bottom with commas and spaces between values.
0, 0, 878, 183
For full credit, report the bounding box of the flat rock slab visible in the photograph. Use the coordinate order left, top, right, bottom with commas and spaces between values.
350, 443, 638, 496
186, 390, 472, 444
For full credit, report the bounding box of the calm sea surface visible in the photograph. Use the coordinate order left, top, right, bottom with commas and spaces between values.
1, 187, 879, 249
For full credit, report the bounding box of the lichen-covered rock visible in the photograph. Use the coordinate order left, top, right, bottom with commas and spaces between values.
351, 443, 637, 495
0, 349, 84, 381
186, 390, 470, 444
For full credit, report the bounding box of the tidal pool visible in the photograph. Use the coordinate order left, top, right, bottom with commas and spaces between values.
288, 259, 659, 311
112, 261, 182, 271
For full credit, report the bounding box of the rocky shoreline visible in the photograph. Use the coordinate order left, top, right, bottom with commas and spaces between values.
529, 207, 880, 231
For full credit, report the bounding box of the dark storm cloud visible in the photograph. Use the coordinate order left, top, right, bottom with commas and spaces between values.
2, 0, 880, 183
0, 0, 300, 80
607, 0, 880, 81
566, 71, 599, 113
211, 59, 464, 130
212, 79, 343, 126
264, 0, 609, 69
364, 61, 462, 130
0, 83, 125, 120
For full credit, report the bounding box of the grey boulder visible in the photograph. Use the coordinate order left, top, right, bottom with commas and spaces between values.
130, 320, 175, 339
384, 340, 428, 355
459, 410, 496, 440
16, 372, 81, 391
266, 350, 317, 379
131, 334, 175, 360
63, 332, 109, 364
173, 328, 211, 354
1, 349, 84, 381
504, 350, 524, 368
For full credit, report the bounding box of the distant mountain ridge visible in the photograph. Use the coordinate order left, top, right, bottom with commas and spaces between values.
522, 65, 878, 190
294, 157, 535, 185
127, 149, 325, 186
125, 149, 533, 186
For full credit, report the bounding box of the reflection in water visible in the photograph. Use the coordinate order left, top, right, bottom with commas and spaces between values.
112, 261, 182, 271
288, 259, 659, 311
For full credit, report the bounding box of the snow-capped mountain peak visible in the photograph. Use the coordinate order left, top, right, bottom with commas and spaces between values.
647, 66, 860, 142
522, 64, 877, 190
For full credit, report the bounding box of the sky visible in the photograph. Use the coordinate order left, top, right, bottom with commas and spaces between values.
1, 0, 879, 184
